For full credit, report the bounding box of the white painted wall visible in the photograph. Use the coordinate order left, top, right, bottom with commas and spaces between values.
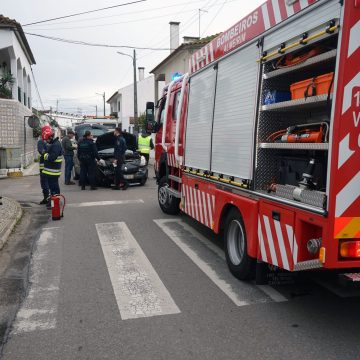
108, 75, 163, 133
0, 29, 33, 105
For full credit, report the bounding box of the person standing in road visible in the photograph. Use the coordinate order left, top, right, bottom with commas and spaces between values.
137, 129, 154, 165
42, 129, 63, 205
61, 129, 77, 185
77, 130, 100, 190
113, 127, 128, 190
37, 126, 51, 204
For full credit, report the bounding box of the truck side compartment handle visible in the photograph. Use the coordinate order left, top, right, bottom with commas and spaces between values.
272, 211, 281, 221
195, 184, 199, 190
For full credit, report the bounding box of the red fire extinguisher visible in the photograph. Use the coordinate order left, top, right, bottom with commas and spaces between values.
51, 194, 66, 221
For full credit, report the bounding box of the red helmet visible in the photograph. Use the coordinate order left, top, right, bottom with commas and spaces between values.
42, 125, 54, 140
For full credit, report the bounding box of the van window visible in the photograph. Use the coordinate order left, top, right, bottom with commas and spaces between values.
172, 91, 181, 121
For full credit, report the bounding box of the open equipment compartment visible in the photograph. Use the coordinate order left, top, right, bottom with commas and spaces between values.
254, 22, 340, 212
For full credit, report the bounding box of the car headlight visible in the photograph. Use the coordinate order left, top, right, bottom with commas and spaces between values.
140, 155, 146, 167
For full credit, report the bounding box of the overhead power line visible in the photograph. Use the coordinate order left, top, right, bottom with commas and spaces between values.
25, 0, 208, 27
29, 8, 200, 31
22, 0, 146, 26
31, 68, 44, 111
25, 32, 170, 50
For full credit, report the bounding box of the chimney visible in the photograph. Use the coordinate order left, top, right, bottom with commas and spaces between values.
138, 67, 145, 81
169, 21, 180, 52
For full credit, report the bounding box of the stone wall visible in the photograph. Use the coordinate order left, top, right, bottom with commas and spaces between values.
0, 98, 37, 168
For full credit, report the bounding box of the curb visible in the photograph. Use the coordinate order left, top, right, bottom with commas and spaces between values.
0, 198, 23, 251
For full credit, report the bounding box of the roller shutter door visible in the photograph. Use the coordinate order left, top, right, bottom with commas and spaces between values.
211, 42, 260, 180
184, 66, 217, 171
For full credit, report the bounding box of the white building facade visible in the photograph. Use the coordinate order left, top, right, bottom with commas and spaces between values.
107, 70, 162, 133
0, 16, 37, 173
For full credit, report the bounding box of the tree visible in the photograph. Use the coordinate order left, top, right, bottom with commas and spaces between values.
0, 71, 15, 99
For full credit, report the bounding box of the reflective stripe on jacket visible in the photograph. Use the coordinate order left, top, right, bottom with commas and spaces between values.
43, 138, 63, 177
137, 135, 151, 154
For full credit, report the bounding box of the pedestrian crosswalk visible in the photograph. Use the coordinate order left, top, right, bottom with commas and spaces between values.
12, 216, 358, 337
12, 227, 62, 334
96, 222, 180, 320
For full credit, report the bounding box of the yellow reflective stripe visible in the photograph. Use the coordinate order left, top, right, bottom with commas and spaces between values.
44, 153, 49, 160
54, 158, 63, 163
42, 171, 61, 176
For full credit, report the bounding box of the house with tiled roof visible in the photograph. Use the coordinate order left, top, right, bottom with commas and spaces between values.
0, 15, 37, 172
150, 22, 218, 100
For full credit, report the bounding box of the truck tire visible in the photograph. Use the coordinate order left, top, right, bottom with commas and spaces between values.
224, 208, 255, 280
158, 176, 180, 215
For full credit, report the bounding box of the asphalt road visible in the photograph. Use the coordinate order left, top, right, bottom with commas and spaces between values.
0, 168, 360, 360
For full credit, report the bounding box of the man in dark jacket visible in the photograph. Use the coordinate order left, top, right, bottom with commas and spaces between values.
77, 130, 100, 190
61, 129, 76, 185
43, 130, 63, 200
113, 127, 128, 190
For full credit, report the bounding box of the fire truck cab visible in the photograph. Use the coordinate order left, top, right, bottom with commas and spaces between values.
147, 0, 360, 282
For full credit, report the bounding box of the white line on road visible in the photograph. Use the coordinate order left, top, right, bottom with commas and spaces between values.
96, 222, 180, 320
154, 219, 250, 306
68, 199, 144, 208
13, 227, 63, 334
154, 219, 287, 304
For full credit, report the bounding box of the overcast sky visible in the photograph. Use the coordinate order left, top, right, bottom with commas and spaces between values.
3, 0, 264, 115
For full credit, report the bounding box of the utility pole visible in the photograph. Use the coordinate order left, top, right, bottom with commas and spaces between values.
95, 105, 98, 117
133, 49, 138, 123
116, 50, 138, 129
96, 92, 106, 116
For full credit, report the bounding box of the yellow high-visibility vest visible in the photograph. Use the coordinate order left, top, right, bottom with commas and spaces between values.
138, 135, 151, 154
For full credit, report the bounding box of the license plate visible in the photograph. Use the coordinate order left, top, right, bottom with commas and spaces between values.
124, 174, 135, 179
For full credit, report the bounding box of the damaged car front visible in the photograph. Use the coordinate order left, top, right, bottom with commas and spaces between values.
95, 132, 148, 187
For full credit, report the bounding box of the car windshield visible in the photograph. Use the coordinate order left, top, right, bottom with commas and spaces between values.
75, 127, 107, 139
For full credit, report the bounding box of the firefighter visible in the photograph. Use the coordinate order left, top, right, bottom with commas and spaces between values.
113, 126, 128, 190
77, 130, 100, 190
42, 128, 63, 204
61, 129, 76, 185
37, 126, 50, 204
137, 129, 154, 164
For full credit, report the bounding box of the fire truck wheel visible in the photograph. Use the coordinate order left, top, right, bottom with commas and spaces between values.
158, 176, 180, 215
224, 209, 255, 280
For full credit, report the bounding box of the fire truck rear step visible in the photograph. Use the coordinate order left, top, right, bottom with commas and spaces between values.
293, 259, 323, 271
169, 175, 182, 183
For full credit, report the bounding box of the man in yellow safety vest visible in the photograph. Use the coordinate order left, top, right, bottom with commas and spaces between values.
137, 129, 154, 164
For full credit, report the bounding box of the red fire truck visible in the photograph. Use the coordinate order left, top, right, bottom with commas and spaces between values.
147, 0, 360, 282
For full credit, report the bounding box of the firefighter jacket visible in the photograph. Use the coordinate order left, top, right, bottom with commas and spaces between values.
77, 138, 100, 162
114, 135, 127, 159
37, 139, 48, 171
137, 135, 153, 154
43, 138, 63, 177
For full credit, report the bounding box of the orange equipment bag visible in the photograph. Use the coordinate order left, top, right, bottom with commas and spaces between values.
290, 72, 334, 100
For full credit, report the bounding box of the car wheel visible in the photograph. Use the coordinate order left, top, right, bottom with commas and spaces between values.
158, 176, 180, 215
224, 208, 255, 280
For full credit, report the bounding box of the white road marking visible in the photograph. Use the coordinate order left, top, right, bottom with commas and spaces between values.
13, 227, 62, 334
68, 199, 144, 208
96, 222, 180, 320
256, 285, 287, 303
155, 219, 287, 304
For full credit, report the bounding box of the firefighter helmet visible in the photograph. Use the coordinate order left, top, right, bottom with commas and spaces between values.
42, 125, 54, 141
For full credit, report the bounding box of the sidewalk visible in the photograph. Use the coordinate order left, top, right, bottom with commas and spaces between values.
0, 197, 22, 251
0, 162, 39, 179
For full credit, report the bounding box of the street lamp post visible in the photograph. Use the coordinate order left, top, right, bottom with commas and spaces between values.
117, 50, 138, 128
96, 92, 105, 116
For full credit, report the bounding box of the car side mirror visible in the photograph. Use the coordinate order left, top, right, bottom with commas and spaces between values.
145, 102, 157, 133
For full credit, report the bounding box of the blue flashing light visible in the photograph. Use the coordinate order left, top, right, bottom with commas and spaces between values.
171, 72, 183, 81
